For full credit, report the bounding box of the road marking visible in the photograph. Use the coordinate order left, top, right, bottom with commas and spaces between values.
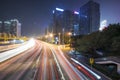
43, 56, 47, 80
50, 47, 65, 80
33, 45, 42, 79
50, 61, 56, 80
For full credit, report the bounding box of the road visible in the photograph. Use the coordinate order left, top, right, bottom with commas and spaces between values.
0, 39, 107, 80
0, 43, 24, 52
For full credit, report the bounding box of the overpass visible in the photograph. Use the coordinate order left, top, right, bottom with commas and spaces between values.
95, 56, 120, 74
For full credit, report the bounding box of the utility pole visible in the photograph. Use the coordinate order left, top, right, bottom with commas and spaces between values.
62, 28, 65, 48
59, 33, 61, 45
62, 28, 64, 45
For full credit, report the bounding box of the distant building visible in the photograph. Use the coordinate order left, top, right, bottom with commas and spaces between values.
10, 19, 21, 37
3, 21, 11, 34
0, 19, 21, 37
73, 11, 79, 36
52, 8, 79, 35
52, 8, 64, 35
48, 23, 53, 34
52, 8, 79, 43
62, 10, 74, 33
73, 24, 79, 36
79, 0, 100, 35
17, 22, 21, 37
0, 21, 2, 33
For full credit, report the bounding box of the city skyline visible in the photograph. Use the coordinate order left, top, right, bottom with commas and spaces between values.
0, 0, 120, 36
0, 19, 21, 37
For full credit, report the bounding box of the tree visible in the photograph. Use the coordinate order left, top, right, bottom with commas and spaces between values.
111, 36, 120, 52
76, 23, 120, 56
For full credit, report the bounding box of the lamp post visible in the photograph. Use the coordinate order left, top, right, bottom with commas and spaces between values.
62, 28, 65, 48
62, 28, 64, 45
68, 32, 72, 44
49, 33, 53, 43
58, 33, 61, 45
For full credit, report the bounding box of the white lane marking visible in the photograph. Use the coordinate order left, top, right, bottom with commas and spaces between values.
43, 57, 47, 80
33, 45, 42, 79
50, 47, 65, 80
58, 46, 85, 79
50, 61, 56, 80
43, 46, 47, 80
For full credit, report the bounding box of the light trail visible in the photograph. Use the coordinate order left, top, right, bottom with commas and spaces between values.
50, 47, 66, 80
71, 58, 101, 80
0, 38, 35, 62
58, 46, 84, 79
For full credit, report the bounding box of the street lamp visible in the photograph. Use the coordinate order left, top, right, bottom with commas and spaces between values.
68, 32, 72, 36
68, 32, 72, 45
49, 33, 53, 37
49, 33, 53, 43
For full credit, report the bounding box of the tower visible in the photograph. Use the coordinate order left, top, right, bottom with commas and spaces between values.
79, 0, 100, 35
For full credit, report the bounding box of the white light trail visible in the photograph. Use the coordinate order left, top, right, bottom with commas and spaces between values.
50, 47, 65, 80
56, 8, 64, 12
0, 38, 35, 62
71, 58, 101, 80
74, 11, 79, 14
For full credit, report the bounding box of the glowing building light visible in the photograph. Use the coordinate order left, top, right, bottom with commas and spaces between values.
74, 11, 79, 14
53, 10, 55, 13
4, 21, 11, 24
56, 8, 64, 12
99, 20, 107, 31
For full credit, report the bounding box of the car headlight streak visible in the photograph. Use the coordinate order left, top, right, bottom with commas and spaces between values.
0, 38, 35, 62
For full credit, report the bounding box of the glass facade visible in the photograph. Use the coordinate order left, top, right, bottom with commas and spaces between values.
79, 0, 100, 35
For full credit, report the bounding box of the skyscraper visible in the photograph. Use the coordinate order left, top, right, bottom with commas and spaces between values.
73, 11, 79, 36
52, 8, 79, 35
79, 0, 100, 35
53, 8, 64, 35
52, 8, 79, 43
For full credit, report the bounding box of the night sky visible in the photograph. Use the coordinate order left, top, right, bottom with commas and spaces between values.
0, 0, 120, 36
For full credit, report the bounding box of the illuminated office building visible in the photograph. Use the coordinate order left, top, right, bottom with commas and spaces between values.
0, 19, 21, 37
79, 0, 100, 35
52, 8, 79, 35
10, 19, 21, 37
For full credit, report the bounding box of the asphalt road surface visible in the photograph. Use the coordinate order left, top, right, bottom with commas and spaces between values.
0, 39, 110, 80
